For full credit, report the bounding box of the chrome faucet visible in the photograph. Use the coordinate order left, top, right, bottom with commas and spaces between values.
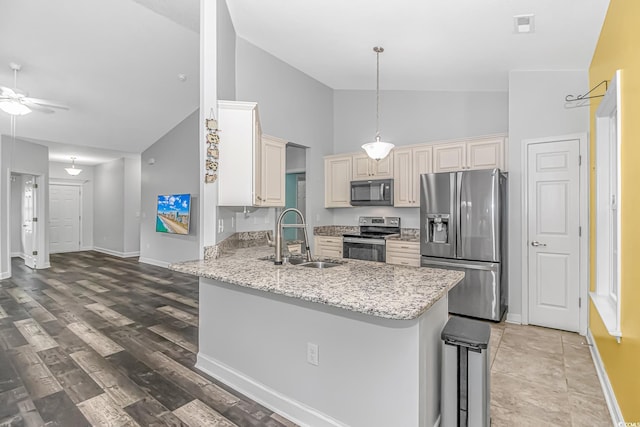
274, 208, 312, 265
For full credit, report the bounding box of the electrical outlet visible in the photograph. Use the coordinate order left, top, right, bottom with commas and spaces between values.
315, 213, 320, 222
218, 219, 224, 233
231, 217, 235, 229
307, 342, 319, 366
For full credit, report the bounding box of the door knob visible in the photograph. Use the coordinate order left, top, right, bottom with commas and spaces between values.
531, 241, 547, 247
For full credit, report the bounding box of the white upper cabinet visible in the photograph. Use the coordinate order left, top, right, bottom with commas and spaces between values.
394, 145, 433, 207
257, 135, 287, 207
352, 152, 394, 180
325, 154, 353, 208
217, 101, 286, 207
433, 136, 506, 172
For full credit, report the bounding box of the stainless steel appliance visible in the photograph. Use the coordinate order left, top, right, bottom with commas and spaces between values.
420, 169, 507, 321
350, 179, 393, 206
343, 216, 400, 262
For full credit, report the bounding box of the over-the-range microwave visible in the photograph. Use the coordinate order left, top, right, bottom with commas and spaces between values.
350, 179, 394, 206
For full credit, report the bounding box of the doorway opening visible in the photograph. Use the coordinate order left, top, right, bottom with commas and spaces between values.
283, 144, 307, 241
9, 173, 39, 270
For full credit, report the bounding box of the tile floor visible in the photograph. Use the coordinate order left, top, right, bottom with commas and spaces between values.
0, 252, 613, 426
488, 321, 612, 426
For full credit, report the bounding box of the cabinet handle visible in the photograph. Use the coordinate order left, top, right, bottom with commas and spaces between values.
400, 246, 409, 249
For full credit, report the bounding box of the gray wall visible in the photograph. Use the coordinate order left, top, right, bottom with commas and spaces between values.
235, 38, 335, 240
123, 158, 141, 254
507, 70, 589, 319
10, 176, 22, 256
94, 158, 125, 254
286, 145, 306, 173
139, 110, 199, 266
331, 90, 509, 228
0, 136, 50, 277
217, 0, 236, 102
49, 161, 95, 249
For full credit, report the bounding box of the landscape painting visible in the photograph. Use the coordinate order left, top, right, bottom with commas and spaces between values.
156, 194, 191, 235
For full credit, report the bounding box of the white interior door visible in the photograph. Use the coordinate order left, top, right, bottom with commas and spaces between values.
21, 176, 37, 269
527, 139, 581, 332
49, 185, 80, 253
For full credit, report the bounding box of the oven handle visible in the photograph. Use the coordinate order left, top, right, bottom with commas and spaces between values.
343, 237, 386, 245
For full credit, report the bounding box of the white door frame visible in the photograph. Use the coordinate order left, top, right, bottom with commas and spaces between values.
521, 133, 589, 335
49, 180, 84, 251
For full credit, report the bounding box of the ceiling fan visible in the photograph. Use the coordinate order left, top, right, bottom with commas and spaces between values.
0, 62, 69, 116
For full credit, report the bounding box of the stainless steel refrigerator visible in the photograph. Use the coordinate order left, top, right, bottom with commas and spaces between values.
420, 169, 507, 321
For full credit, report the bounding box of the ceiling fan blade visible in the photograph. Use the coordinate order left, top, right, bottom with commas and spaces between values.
21, 102, 55, 114
0, 86, 18, 97
22, 97, 69, 110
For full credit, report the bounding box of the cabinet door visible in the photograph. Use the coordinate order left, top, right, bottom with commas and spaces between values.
258, 136, 286, 206
433, 143, 466, 172
467, 137, 504, 171
352, 153, 372, 180
325, 156, 353, 208
393, 148, 413, 207
372, 153, 394, 179
412, 146, 433, 205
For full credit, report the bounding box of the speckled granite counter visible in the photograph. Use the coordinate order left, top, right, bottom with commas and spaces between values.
169, 245, 462, 320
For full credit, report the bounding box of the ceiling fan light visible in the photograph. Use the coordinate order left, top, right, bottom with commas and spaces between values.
362, 136, 394, 161
0, 100, 31, 116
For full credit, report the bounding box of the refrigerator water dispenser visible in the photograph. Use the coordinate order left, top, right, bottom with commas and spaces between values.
427, 214, 450, 244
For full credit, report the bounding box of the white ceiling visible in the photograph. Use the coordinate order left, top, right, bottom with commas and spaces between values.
0, 0, 610, 164
0, 0, 199, 164
226, 0, 610, 91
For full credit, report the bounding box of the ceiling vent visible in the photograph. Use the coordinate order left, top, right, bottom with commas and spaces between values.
514, 14, 535, 33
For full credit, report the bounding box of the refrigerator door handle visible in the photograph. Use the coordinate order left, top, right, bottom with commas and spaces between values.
422, 258, 498, 271
456, 172, 463, 258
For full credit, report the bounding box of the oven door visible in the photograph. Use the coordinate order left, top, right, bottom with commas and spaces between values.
343, 237, 386, 262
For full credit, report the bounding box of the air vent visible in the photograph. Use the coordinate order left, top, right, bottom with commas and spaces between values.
514, 14, 535, 33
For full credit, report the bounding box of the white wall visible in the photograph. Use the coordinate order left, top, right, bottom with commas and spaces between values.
93, 158, 125, 254
0, 136, 50, 277
10, 175, 22, 256
49, 161, 95, 249
235, 38, 335, 241
140, 110, 199, 267
331, 90, 509, 228
507, 70, 590, 320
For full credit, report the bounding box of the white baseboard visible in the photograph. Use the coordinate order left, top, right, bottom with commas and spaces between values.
196, 353, 348, 427
586, 329, 624, 425
93, 247, 140, 258
0, 271, 10, 280
138, 257, 169, 269
10, 252, 23, 258
80, 246, 93, 251
38, 262, 51, 269
506, 313, 522, 324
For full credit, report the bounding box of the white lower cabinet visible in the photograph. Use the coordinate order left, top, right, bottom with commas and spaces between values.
386, 240, 420, 267
314, 236, 343, 259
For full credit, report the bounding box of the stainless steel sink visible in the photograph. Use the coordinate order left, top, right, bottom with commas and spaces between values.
299, 261, 341, 269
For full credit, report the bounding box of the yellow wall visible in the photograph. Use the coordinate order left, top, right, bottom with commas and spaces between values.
589, 0, 640, 420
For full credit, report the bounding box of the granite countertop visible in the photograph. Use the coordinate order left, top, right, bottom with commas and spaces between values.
387, 235, 420, 243
169, 246, 463, 321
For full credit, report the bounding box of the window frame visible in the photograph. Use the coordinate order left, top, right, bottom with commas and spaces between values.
591, 69, 622, 341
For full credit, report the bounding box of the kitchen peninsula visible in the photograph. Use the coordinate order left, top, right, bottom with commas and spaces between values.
170, 245, 464, 427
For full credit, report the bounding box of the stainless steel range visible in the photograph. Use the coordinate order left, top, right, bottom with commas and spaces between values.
343, 216, 401, 262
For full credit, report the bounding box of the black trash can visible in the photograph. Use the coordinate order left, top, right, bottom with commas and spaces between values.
441, 316, 491, 427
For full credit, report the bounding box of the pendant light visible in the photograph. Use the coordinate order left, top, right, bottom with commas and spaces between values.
362, 46, 394, 161
65, 157, 82, 176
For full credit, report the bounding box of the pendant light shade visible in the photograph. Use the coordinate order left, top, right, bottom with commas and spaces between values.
362, 46, 394, 160
65, 157, 82, 176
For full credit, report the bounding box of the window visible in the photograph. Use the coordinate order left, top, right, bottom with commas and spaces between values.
591, 70, 622, 341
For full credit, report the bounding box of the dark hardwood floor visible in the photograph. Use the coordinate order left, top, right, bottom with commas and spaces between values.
0, 252, 297, 427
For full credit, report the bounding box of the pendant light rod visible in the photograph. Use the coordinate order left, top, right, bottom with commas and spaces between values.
374, 46, 383, 139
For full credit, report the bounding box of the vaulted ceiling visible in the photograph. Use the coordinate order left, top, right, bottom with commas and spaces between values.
0, 0, 610, 164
